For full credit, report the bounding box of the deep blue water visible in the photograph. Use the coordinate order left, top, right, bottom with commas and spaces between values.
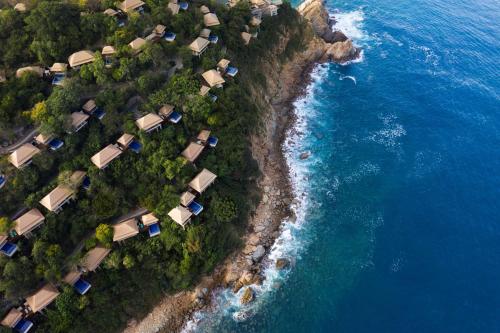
186, 0, 500, 332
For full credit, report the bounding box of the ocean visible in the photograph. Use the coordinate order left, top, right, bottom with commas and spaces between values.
183, 0, 500, 331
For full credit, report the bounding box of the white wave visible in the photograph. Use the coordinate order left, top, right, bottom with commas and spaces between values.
382, 32, 403, 47
339, 74, 357, 84
409, 43, 440, 66
331, 9, 367, 42
367, 113, 407, 148
340, 49, 365, 66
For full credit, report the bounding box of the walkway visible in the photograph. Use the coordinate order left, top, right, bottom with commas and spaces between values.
0, 128, 38, 155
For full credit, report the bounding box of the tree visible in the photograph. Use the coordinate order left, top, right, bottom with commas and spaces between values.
25, 2, 82, 63
211, 196, 238, 223
32, 152, 55, 171
27, 101, 49, 124
95, 224, 113, 246
162, 157, 186, 180
0, 217, 13, 233
122, 254, 135, 269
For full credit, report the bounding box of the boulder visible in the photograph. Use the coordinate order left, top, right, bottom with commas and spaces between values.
233, 281, 244, 293
252, 245, 266, 262
300, 152, 310, 160
325, 40, 359, 63
240, 287, 255, 304
276, 258, 290, 270
224, 269, 240, 284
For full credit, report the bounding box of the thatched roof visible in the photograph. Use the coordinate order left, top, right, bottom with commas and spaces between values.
119, 0, 145, 12
25, 284, 60, 313
91, 144, 123, 169
14, 208, 45, 236
113, 219, 139, 241
168, 206, 192, 227
181, 142, 205, 162
8, 143, 40, 168
102, 45, 116, 55
141, 213, 159, 226
188, 168, 217, 193
241, 32, 252, 45
117, 133, 134, 147
202, 69, 225, 87
39, 185, 73, 212
16, 66, 43, 78
168, 2, 180, 14
135, 113, 163, 131
1, 308, 23, 328
68, 50, 95, 68
82, 246, 111, 271
204, 13, 220, 27
189, 37, 209, 54
49, 63, 68, 72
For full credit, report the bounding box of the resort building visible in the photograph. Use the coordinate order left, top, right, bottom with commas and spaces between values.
25, 284, 60, 313
168, 206, 193, 229
16, 66, 44, 78
103, 8, 119, 16
68, 50, 95, 68
202, 69, 225, 88
200, 5, 210, 14
91, 144, 123, 169
217, 59, 230, 73
82, 246, 111, 272
102, 45, 116, 56
168, 2, 180, 15
135, 113, 163, 133
82, 99, 97, 114
200, 85, 211, 96
70, 112, 90, 133
241, 32, 252, 45
1, 308, 32, 333
188, 168, 217, 194
251, 16, 262, 26
9, 144, 40, 169
14, 3, 26, 12
200, 28, 211, 39
117, 133, 134, 149
128, 37, 147, 55
204, 13, 220, 27
39, 184, 74, 213
119, 0, 145, 13
180, 191, 196, 206
189, 37, 210, 56
196, 130, 218, 147
141, 213, 161, 237
13, 209, 45, 237
181, 142, 205, 163
49, 63, 68, 73
113, 219, 139, 242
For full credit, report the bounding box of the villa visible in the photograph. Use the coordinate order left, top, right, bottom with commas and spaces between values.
25, 284, 60, 314
91, 144, 123, 169
13, 208, 45, 237
241, 32, 252, 45
102, 45, 116, 56
168, 206, 193, 229
1, 308, 33, 333
168, 2, 180, 15
181, 142, 205, 163
63, 269, 91, 295
200, 5, 210, 14
119, 0, 145, 13
189, 37, 210, 56
8, 144, 40, 169
82, 246, 111, 272
82, 99, 97, 114
140, 213, 161, 237
39, 184, 74, 213
113, 219, 139, 242
68, 50, 95, 68
204, 13, 220, 27
128, 37, 147, 55
0, 234, 17, 257
135, 113, 163, 133
188, 168, 217, 194
49, 63, 68, 73
202, 69, 225, 88
16, 66, 44, 78
70, 111, 90, 133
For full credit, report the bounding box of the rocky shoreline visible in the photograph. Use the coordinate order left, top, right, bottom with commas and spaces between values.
122, 1, 359, 332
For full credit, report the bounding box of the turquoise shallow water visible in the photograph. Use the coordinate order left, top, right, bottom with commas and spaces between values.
184, 0, 500, 332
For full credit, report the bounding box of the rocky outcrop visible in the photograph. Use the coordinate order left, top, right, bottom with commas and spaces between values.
325, 39, 360, 63
240, 287, 255, 304
298, 0, 360, 63
276, 258, 290, 270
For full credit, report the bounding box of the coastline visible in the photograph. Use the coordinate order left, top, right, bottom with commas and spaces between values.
123, 2, 358, 332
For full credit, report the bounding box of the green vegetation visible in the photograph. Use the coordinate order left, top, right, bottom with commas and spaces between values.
0, 0, 308, 332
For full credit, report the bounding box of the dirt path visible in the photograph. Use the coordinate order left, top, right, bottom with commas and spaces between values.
0, 128, 38, 155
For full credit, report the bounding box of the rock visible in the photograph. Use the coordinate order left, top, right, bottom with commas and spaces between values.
325, 40, 359, 63
276, 258, 290, 270
240, 271, 254, 285
252, 245, 266, 262
127, 319, 138, 328
254, 224, 266, 232
248, 234, 260, 246
240, 287, 255, 304
224, 270, 239, 284
233, 281, 244, 293
243, 244, 257, 255
262, 194, 269, 203
323, 30, 349, 43
300, 152, 310, 160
